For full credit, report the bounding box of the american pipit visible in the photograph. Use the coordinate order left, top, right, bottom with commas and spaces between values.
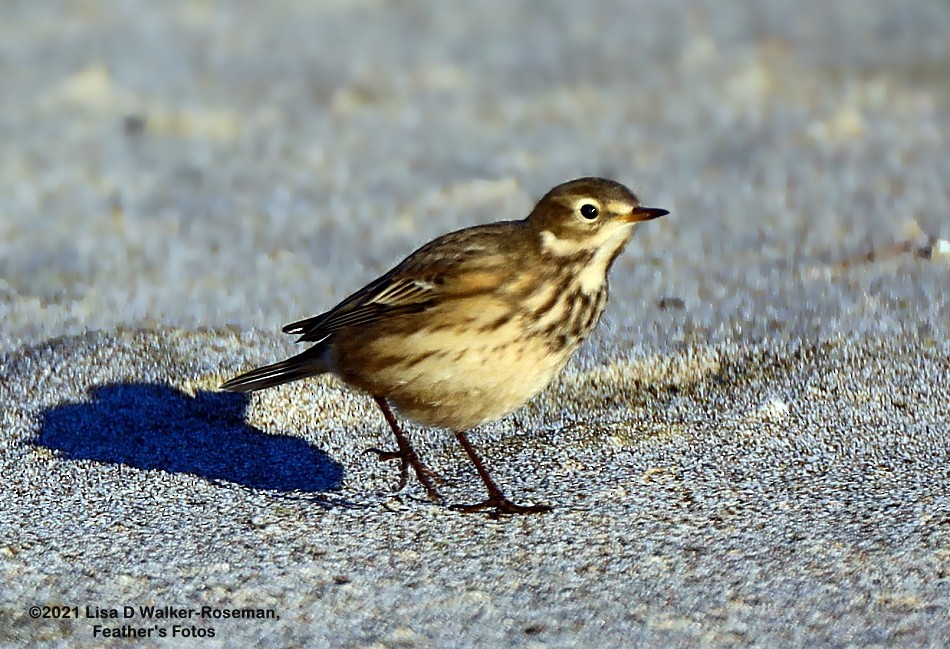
221, 177, 668, 516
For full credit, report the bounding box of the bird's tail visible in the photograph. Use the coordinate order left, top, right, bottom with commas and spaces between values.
219, 344, 331, 393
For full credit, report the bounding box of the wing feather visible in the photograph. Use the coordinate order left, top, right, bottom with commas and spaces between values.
281, 222, 525, 343
282, 275, 438, 342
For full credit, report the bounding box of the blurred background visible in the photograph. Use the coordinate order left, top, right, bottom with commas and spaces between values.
1, 0, 947, 352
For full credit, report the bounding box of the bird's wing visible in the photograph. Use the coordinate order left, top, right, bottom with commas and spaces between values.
282, 224, 521, 343
281, 271, 439, 342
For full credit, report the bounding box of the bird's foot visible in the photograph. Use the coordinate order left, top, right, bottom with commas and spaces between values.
364, 447, 446, 502
450, 494, 553, 518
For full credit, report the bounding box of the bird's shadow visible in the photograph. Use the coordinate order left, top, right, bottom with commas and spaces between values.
32, 382, 344, 493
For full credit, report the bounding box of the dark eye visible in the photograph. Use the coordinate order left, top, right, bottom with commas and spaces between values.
580, 203, 599, 220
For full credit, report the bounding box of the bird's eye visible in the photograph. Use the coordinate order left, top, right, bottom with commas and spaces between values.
580, 203, 599, 220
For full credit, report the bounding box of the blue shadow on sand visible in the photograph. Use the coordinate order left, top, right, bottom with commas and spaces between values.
33, 383, 343, 493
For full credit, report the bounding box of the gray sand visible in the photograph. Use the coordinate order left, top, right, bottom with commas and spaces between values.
2, 1, 949, 647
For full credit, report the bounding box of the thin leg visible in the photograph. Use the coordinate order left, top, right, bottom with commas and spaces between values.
450, 431, 552, 517
368, 396, 444, 503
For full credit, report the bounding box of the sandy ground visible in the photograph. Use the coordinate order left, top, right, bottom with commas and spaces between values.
1, 1, 948, 647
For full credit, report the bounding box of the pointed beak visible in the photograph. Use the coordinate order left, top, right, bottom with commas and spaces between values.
624, 205, 669, 223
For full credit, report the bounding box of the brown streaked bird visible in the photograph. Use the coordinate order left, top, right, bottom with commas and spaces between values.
220, 177, 668, 516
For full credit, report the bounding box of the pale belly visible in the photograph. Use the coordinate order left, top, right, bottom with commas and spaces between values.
333, 316, 577, 431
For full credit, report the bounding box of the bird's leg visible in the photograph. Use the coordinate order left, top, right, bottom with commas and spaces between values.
367, 396, 445, 502
450, 431, 552, 517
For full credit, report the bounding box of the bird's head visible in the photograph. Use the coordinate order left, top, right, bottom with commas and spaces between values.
526, 177, 668, 261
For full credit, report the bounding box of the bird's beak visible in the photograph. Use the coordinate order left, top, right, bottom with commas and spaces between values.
624, 206, 669, 223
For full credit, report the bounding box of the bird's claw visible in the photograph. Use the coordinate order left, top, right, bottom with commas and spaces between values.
363, 446, 447, 501
450, 495, 553, 518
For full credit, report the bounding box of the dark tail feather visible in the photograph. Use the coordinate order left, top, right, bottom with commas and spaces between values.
219, 345, 329, 393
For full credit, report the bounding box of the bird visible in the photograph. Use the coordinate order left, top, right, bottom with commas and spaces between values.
220, 177, 668, 516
